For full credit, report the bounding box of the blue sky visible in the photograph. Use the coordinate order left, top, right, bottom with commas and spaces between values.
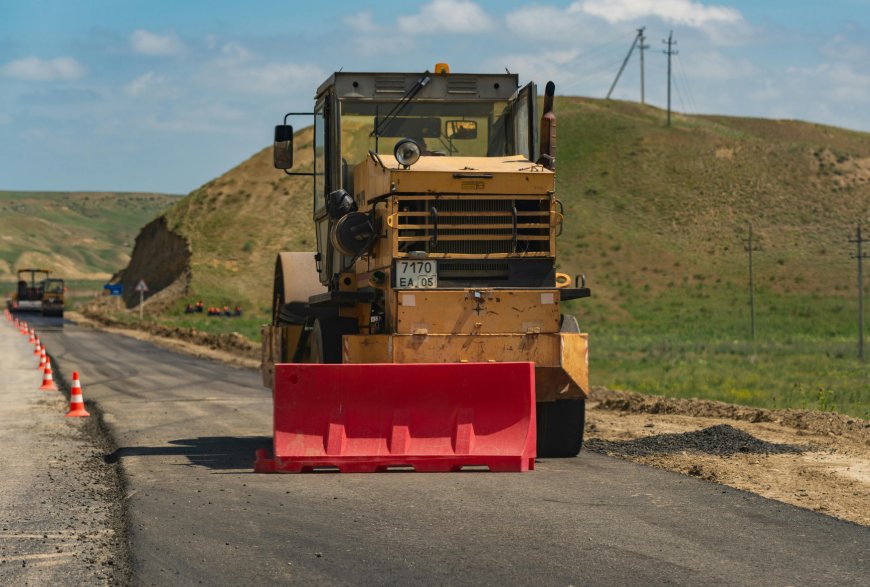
1, 0, 869, 194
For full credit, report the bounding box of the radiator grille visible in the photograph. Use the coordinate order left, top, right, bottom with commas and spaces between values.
394, 196, 551, 257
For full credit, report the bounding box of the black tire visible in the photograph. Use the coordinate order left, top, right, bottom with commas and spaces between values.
537, 398, 585, 458
310, 317, 358, 363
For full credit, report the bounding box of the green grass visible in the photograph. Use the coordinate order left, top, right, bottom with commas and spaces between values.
107, 309, 263, 341
577, 287, 870, 419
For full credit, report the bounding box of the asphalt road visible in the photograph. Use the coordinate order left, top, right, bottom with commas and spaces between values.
35, 319, 869, 586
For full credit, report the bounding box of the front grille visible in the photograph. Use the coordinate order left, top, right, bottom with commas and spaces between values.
394, 196, 552, 257
439, 261, 509, 279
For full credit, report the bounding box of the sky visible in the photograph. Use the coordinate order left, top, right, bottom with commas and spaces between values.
1, 0, 869, 195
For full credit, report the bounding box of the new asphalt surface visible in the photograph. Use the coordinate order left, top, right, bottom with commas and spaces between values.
29, 318, 870, 585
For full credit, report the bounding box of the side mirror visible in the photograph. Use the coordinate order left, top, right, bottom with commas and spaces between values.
446, 120, 478, 140
273, 125, 294, 170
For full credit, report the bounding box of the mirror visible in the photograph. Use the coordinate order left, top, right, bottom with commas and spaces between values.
373, 116, 441, 139
273, 125, 294, 169
446, 120, 478, 140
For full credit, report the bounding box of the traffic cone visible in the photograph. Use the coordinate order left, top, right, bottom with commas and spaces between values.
39, 362, 58, 391
28, 329, 35, 345
65, 372, 90, 418
34, 339, 41, 355
37, 348, 46, 370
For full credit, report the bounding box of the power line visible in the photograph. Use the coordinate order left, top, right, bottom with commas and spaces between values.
638, 27, 650, 104
849, 223, 869, 361
743, 222, 761, 341
662, 30, 678, 126
674, 53, 698, 115
606, 27, 645, 99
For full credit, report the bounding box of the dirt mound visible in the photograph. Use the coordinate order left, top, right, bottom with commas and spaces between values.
586, 423, 809, 457
590, 386, 870, 445
586, 388, 870, 526
113, 216, 191, 310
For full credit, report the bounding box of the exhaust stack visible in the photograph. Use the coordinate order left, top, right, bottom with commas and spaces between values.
537, 81, 556, 170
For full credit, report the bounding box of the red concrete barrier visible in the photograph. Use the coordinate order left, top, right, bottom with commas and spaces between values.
255, 362, 536, 473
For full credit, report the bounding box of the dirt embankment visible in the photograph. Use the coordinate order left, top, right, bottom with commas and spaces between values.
112, 216, 191, 311
586, 387, 870, 527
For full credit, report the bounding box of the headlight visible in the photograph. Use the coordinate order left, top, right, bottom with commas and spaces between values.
394, 138, 421, 168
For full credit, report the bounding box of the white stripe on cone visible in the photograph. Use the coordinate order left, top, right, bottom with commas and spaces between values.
66, 372, 89, 417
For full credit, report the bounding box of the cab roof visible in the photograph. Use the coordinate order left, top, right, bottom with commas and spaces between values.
317, 71, 520, 102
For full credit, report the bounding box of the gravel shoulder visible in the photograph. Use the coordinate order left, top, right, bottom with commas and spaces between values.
0, 319, 130, 584
587, 387, 870, 526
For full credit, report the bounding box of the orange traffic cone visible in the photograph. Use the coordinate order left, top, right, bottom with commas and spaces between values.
39, 362, 58, 391
65, 372, 90, 418
34, 340, 41, 355
37, 349, 46, 370
27, 329, 35, 344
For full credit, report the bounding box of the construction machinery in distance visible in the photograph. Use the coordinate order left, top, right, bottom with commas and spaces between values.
7, 268, 65, 317
259, 64, 590, 471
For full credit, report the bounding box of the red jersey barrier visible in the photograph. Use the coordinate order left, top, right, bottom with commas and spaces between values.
255, 362, 536, 473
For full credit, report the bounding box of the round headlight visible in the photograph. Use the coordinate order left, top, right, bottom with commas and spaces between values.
394, 138, 421, 167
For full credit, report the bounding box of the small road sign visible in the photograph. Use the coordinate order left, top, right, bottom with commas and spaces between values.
135, 280, 149, 292
103, 284, 123, 296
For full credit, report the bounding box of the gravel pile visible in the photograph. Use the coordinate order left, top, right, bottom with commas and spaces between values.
585, 424, 809, 458
589, 386, 869, 445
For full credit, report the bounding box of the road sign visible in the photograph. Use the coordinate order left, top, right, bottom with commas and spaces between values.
135, 279, 149, 292
103, 284, 123, 296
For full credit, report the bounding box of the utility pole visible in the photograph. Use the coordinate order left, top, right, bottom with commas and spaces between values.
849, 224, 869, 361
638, 27, 649, 104
662, 30, 678, 126
606, 28, 644, 100
743, 222, 761, 340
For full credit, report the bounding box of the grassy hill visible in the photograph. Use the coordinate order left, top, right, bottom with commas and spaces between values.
0, 191, 178, 284
118, 98, 870, 417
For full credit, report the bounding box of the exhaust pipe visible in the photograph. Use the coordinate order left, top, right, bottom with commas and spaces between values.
537, 81, 556, 170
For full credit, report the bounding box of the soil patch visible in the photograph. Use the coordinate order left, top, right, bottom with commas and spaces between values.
587, 387, 870, 526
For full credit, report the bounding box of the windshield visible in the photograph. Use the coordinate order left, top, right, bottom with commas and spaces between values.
340, 100, 510, 169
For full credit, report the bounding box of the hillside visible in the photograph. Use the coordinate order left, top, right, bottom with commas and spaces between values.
124, 98, 870, 319
110, 98, 870, 416
0, 191, 177, 282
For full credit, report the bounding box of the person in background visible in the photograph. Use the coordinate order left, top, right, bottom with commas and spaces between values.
234, 305, 242, 317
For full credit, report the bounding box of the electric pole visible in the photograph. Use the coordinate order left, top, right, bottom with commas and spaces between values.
638, 27, 649, 104
662, 30, 678, 126
743, 222, 761, 340
606, 28, 644, 100
849, 223, 869, 361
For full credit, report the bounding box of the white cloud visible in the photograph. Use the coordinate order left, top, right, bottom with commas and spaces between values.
1, 56, 85, 81
343, 11, 380, 35
199, 41, 323, 96
124, 72, 168, 97
680, 51, 759, 80
130, 29, 184, 56
576, 0, 743, 27
397, 0, 493, 35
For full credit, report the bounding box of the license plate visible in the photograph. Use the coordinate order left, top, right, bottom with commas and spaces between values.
396, 260, 438, 289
